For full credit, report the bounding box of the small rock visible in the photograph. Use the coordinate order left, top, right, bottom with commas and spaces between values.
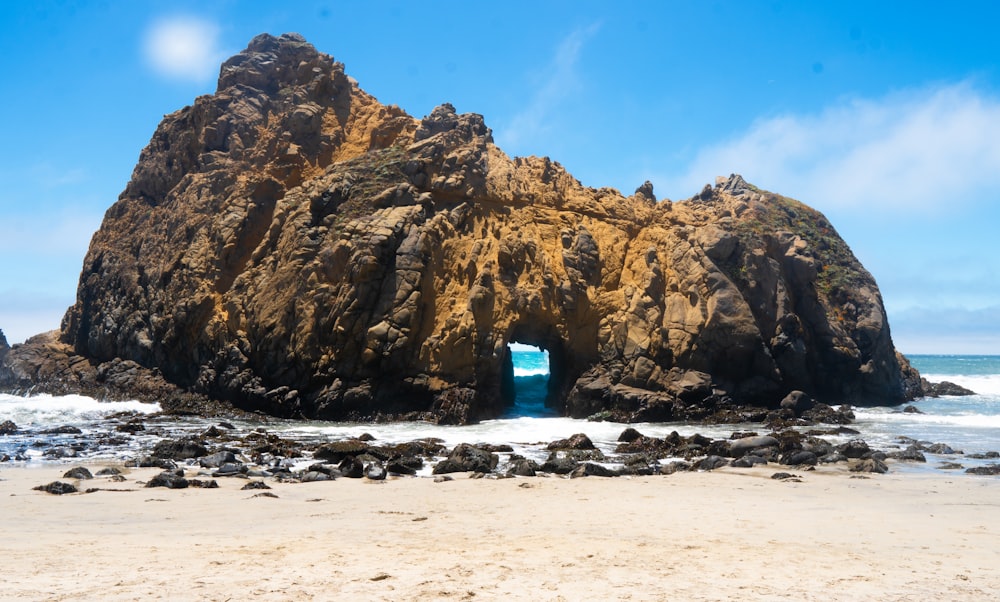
838, 439, 871, 459
779, 390, 814, 416
365, 463, 388, 480
850, 458, 888, 474
617, 427, 644, 443
695, 455, 728, 471
146, 472, 189, 489
965, 464, 1000, 476
189, 479, 219, 488
547, 433, 595, 450
0, 420, 18, 435
63, 467, 94, 480
730, 455, 767, 468
34, 481, 77, 495
241, 480, 271, 490
569, 462, 617, 478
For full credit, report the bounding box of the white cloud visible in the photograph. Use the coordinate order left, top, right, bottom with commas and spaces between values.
659, 82, 1000, 212
496, 22, 601, 150
143, 16, 225, 84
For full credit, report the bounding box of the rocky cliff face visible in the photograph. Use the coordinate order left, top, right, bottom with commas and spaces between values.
12, 33, 919, 422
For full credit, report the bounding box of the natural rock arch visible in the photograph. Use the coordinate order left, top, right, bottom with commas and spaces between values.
45, 33, 920, 424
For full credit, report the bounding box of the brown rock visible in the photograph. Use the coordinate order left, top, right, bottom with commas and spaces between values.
3, 34, 919, 424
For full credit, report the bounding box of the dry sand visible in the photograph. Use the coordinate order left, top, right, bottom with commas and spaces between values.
1, 464, 998, 601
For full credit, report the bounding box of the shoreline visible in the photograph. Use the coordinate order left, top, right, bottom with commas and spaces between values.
2, 462, 999, 600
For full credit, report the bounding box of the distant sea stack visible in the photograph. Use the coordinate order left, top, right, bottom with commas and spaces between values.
7, 33, 922, 422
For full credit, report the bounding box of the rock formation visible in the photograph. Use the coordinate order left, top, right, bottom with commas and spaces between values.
3, 33, 922, 423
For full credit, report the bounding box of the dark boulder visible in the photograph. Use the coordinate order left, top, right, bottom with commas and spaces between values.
540, 455, 579, 475
146, 472, 190, 488
660, 461, 691, 475
200, 450, 238, 468
779, 390, 815, 416
838, 439, 871, 459
965, 464, 1000, 475
730, 455, 767, 468
63, 466, 94, 480
189, 479, 219, 488
851, 458, 888, 474
570, 462, 617, 478
888, 446, 927, 462
547, 433, 595, 451
338, 456, 365, 478
0, 420, 17, 435
365, 462, 388, 480
782, 450, 818, 466
385, 456, 422, 475
313, 440, 370, 463
922, 379, 976, 397
506, 457, 539, 477
151, 437, 209, 460
241, 480, 271, 490
34, 481, 78, 495
432, 443, 498, 474
728, 435, 779, 458
923, 443, 959, 455
617, 428, 644, 443
695, 455, 729, 471
42, 425, 83, 435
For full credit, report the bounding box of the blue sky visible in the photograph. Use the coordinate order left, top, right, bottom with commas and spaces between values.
1, 1, 998, 354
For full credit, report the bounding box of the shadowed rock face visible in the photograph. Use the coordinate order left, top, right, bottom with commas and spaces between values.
39, 33, 918, 423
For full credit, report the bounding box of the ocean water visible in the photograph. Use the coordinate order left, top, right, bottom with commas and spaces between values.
852, 355, 1000, 470
2, 352, 999, 475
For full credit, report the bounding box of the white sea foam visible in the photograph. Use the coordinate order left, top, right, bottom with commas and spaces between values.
0, 393, 160, 427
922, 373, 1000, 396
513, 367, 550, 377
855, 407, 1000, 429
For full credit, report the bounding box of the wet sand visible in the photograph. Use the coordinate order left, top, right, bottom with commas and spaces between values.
1, 463, 998, 601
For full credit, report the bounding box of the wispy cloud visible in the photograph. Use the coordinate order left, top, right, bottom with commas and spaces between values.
658, 82, 1000, 212
143, 15, 226, 84
496, 22, 601, 151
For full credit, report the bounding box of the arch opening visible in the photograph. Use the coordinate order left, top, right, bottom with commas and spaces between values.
499, 332, 567, 417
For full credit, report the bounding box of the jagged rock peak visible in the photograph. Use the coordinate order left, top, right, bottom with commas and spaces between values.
715, 173, 751, 196
218, 32, 329, 94
634, 180, 656, 202
414, 103, 493, 144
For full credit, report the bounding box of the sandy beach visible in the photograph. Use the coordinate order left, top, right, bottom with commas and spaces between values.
1, 464, 997, 601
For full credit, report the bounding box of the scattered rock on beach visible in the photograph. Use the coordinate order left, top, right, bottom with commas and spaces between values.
965, 464, 1000, 476
313, 440, 370, 463
570, 462, 617, 478
728, 435, 778, 458
146, 471, 189, 489
888, 446, 927, 462
151, 437, 209, 460
850, 458, 888, 474
241, 480, 271, 490
63, 467, 94, 480
0, 420, 17, 435
189, 479, 219, 488
34, 481, 78, 494
547, 433, 595, 451
432, 443, 498, 474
